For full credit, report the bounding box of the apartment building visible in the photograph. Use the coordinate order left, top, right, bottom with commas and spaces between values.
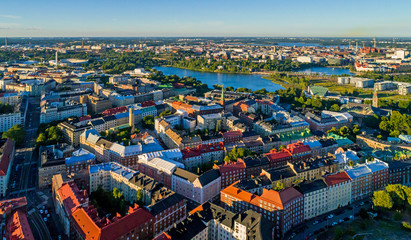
180, 142, 224, 170
137, 157, 184, 189
216, 159, 247, 188
40, 102, 87, 124
156, 202, 274, 240
324, 172, 352, 211
221, 185, 303, 239
296, 180, 328, 220
172, 168, 221, 204
0, 197, 34, 240
0, 139, 15, 197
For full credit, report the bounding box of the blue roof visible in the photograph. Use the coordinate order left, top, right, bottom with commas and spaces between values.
65, 152, 95, 165
89, 162, 136, 180
115, 112, 128, 119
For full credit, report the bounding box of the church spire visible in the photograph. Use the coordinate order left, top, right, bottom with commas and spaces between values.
221, 85, 225, 111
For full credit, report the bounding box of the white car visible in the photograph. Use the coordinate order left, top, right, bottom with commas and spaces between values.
43, 217, 47, 222
332, 222, 337, 226
39, 210, 43, 214
328, 214, 334, 219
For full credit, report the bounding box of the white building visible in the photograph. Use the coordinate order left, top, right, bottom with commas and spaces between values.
324, 172, 352, 212
40, 103, 87, 124
0, 112, 22, 132
297, 180, 328, 220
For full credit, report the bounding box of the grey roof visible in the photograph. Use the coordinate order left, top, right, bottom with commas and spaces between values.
102, 115, 116, 122
296, 179, 327, 194
149, 192, 185, 215
197, 169, 220, 187
173, 168, 199, 182
166, 202, 274, 240
90, 118, 104, 126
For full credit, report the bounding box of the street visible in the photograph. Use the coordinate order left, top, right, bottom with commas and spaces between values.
285, 200, 373, 240
5, 96, 54, 240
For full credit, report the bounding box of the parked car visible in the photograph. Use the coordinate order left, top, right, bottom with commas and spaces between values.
339, 219, 344, 223
328, 214, 334, 219
332, 222, 338, 226
313, 220, 319, 225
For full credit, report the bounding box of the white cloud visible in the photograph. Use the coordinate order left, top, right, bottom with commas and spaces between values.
0, 14, 21, 19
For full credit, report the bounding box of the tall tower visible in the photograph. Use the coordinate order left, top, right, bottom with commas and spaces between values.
221, 85, 225, 111
372, 88, 379, 108
129, 106, 135, 132
4, 37, 7, 47
374, 37, 377, 48
55, 51, 58, 69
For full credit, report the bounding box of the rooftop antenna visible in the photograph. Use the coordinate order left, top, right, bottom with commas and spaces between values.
82, 38, 84, 48
355, 42, 358, 51
5, 36, 7, 47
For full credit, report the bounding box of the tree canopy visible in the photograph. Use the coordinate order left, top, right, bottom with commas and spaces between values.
3, 124, 25, 146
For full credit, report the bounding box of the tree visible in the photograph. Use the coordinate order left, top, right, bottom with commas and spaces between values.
274, 182, 284, 191
348, 160, 354, 167
386, 184, 406, 208
402, 186, 411, 206
3, 124, 25, 146
278, 145, 286, 151
330, 104, 340, 112
142, 115, 154, 130
373, 190, 393, 210
136, 189, 143, 205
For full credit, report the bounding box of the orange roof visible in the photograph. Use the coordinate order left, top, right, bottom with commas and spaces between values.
57, 182, 88, 215
72, 204, 154, 240
222, 184, 302, 210
5, 210, 35, 240
72, 207, 101, 240
154, 233, 172, 240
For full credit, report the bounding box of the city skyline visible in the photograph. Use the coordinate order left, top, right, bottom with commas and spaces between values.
1, 0, 411, 37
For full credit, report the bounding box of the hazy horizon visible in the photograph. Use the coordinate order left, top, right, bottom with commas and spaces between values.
1, 0, 411, 38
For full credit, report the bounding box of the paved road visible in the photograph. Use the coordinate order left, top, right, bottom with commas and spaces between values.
5, 96, 53, 240
284, 200, 372, 240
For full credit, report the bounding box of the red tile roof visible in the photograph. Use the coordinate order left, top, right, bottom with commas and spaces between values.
222, 130, 243, 139
265, 150, 292, 161
324, 172, 351, 186
141, 100, 156, 108
102, 106, 128, 116
182, 142, 224, 159
0, 139, 15, 176
218, 159, 246, 173
286, 141, 311, 155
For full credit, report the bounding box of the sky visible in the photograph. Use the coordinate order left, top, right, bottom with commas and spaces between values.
1, 0, 411, 37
